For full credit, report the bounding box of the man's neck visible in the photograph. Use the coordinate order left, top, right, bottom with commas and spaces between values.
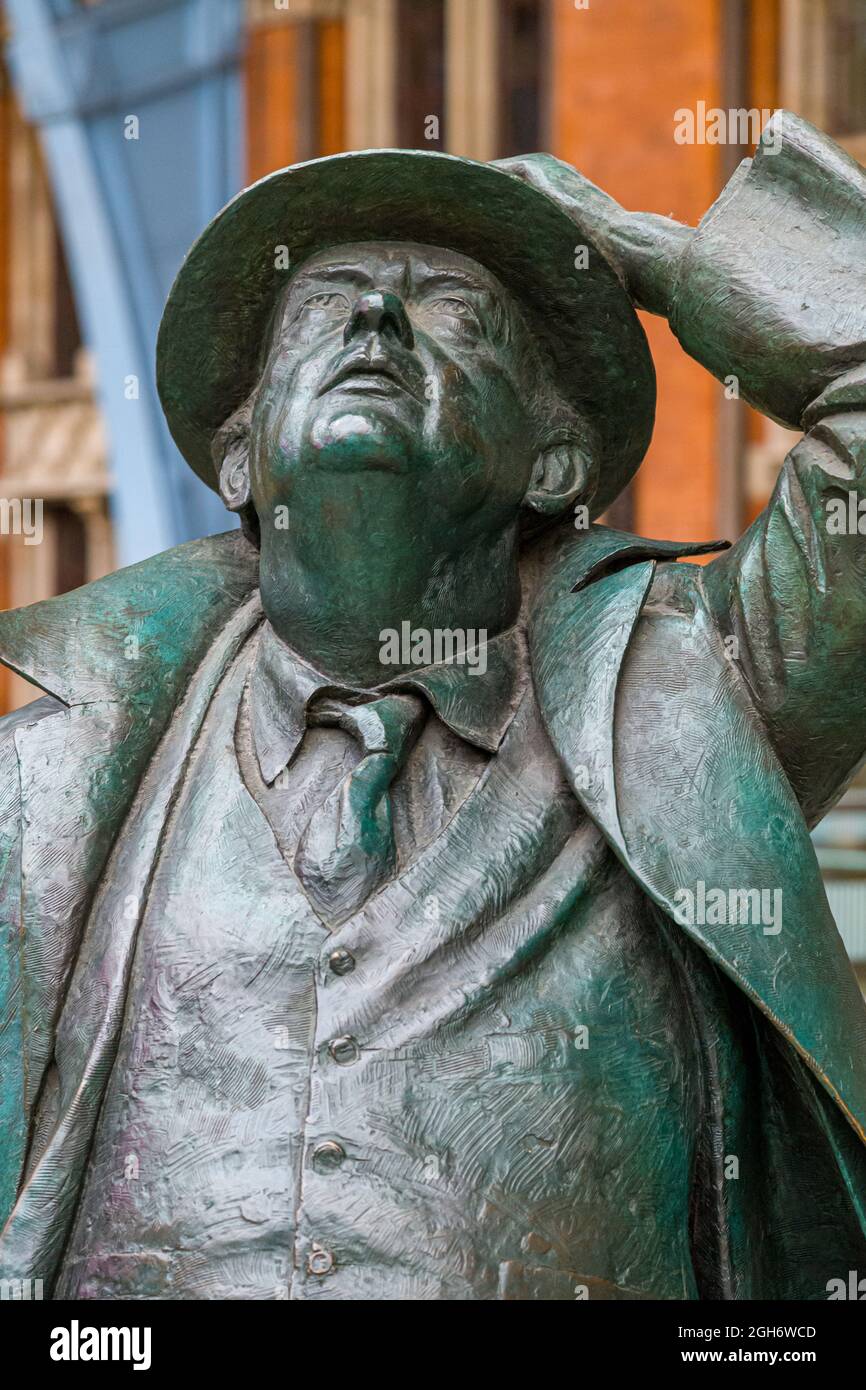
258, 520, 522, 688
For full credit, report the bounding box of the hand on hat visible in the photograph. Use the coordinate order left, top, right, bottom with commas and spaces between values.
493, 153, 692, 321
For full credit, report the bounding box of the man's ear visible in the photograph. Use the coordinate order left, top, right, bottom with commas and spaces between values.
524, 441, 593, 517
213, 400, 253, 513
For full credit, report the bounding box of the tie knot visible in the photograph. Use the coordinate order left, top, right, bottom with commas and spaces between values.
309, 690, 426, 762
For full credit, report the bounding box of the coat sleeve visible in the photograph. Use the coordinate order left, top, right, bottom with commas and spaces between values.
703, 369, 866, 828
0, 695, 64, 1228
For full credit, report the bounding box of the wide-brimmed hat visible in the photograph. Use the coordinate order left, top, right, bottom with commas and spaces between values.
156, 149, 656, 516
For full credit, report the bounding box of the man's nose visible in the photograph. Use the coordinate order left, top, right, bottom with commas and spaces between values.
343, 290, 415, 350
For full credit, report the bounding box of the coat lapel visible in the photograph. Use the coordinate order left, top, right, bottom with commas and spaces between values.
1, 598, 261, 1282
531, 524, 866, 1148
0, 530, 261, 1100
14, 702, 133, 1110
0, 531, 260, 1276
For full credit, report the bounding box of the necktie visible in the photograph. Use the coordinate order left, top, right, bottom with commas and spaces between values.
294, 691, 426, 924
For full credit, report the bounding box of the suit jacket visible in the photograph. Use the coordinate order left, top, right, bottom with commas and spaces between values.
2, 388, 866, 1293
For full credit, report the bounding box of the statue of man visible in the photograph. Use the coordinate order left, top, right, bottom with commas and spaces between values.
2, 113, 866, 1301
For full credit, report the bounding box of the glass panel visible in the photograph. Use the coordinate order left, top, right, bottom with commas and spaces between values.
53, 222, 82, 379
396, 0, 446, 149
51, 504, 87, 596
825, 0, 866, 136
499, 0, 546, 157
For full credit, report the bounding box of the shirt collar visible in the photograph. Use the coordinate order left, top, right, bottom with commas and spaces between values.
249, 620, 528, 785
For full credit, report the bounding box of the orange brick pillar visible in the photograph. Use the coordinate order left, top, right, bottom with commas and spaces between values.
317, 19, 346, 157
245, 17, 347, 183
549, 0, 724, 542
246, 22, 306, 183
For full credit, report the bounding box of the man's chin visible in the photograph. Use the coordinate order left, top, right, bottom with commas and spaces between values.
305, 409, 415, 475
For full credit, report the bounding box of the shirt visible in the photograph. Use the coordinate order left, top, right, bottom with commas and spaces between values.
55, 620, 716, 1301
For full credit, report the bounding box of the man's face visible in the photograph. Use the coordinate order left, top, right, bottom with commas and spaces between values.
247, 242, 539, 548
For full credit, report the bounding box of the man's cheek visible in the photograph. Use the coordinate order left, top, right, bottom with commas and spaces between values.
445, 354, 524, 433
251, 400, 299, 507
477, 362, 527, 430
261, 347, 316, 408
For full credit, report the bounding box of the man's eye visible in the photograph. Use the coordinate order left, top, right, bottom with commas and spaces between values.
297, 292, 350, 318
428, 296, 475, 320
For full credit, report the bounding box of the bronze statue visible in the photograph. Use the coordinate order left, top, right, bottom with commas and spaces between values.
2, 112, 866, 1300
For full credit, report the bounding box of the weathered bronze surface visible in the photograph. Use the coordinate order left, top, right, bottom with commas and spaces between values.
2, 112, 866, 1300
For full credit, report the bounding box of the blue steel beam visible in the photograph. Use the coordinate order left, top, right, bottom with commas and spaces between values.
4, 0, 243, 564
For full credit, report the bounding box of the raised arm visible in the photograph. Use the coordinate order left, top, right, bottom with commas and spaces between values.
498, 112, 866, 823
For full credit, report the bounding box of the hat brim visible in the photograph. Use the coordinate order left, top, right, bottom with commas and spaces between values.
156, 149, 655, 516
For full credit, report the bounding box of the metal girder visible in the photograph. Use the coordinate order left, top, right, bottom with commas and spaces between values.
4, 0, 243, 563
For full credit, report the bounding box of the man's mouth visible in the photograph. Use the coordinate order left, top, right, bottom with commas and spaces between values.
318, 354, 423, 402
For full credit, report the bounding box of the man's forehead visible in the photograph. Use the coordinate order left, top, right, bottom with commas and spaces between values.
286, 241, 507, 297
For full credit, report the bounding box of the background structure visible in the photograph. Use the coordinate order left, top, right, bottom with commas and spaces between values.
1, 0, 865, 979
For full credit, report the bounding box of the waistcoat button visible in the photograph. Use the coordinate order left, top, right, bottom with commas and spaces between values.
328, 1035, 360, 1065
328, 948, 355, 976
307, 1244, 336, 1277
312, 1140, 347, 1171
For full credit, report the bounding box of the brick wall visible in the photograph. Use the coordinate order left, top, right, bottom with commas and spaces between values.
551, 0, 726, 543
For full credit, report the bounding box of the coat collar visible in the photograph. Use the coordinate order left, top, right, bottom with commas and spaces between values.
551, 520, 729, 593
0, 530, 260, 711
